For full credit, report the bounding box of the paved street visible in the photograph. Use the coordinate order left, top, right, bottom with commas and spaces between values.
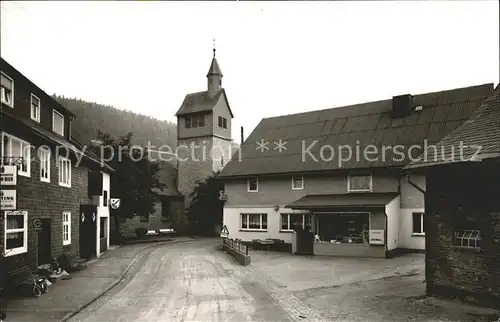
67, 239, 325, 322
8, 238, 496, 322
69, 239, 499, 322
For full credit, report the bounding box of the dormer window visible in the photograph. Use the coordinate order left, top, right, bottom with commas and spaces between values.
1, 72, 14, 107
52, 110, 64, 136
31, 94, 40, 122
185, 115, 205, 128
218, 116, 227, 129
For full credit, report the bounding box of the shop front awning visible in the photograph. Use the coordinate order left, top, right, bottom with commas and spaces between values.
285, 192, 399, 210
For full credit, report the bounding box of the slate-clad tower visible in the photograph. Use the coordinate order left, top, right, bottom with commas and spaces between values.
175, 47, 236, 207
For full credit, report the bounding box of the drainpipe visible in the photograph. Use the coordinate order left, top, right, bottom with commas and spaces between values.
405, 174, 426, 195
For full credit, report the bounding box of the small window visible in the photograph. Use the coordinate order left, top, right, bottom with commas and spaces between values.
58, 156, 71, 187
103, 190, 108, 207
185, 116, 192, 128
4, 210, 28, 256
1, 132, 31, 177
292, 175, 304, 190
348, 175, 372, 192
62, 212, 71, 245
454, 229, 481, 249
39, 147, 51, 182
281, 213, 311, 231
218, 116, 228, 129
52, 110, 64, 136
453, 212, 481, 249
247, 177, 258, 192
412, 212, 424, 235
30, 94, 40, 122
1, 72, 14, 107
240, 213, 267, 230
220, 155, 224, 169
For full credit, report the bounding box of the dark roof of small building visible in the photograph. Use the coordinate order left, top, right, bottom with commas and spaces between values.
286, 192, 399, 209
152, 160, 183, 197
174, 89, 234, 118
405, 84, 500, 169
218, 83, 494, 178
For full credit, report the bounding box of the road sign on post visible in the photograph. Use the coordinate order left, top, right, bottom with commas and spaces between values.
220, 225, 229, 238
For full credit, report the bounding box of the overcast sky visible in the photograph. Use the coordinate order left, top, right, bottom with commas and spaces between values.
1, 1, 498, 143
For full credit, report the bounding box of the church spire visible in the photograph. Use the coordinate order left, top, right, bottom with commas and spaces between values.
207, 40, 223, 98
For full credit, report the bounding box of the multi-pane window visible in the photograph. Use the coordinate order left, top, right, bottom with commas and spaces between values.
1, 72, 14, 107
412, 212, 425, 235
292, 175, 304, 190
52, 110, 64, 136
348, 175, 372, 192
1, 133, 31, 176
218, 116, 227, 129
247, 177, 258, 192
185, 115, 205, 128
39, 147, 50, 182
62, 212, 71, 245
453, 213, 481, 249
4, 210, 28, 256
58, 157, 71, 187
31, 94, 40, 122
281, 213, 311, 231
240, 213, 267, 230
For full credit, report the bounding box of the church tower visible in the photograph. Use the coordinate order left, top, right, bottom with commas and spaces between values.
174, 46, 235, 208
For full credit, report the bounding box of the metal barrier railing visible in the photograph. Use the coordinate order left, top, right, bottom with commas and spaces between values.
223, 238, 248, 255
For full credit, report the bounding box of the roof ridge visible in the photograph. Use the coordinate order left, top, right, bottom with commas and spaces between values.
261, 83, 494, 122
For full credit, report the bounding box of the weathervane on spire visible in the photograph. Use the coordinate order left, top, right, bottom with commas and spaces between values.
213, 38, 216, 57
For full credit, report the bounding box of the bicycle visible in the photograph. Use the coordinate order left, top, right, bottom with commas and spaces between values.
31, 275, 48, 297
1, 248, 48, 298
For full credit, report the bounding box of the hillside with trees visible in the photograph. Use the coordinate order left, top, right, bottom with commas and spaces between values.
54, 95, 177, 149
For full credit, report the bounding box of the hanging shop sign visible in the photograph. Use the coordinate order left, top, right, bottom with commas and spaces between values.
0, 165, 17, 186
0, 189, 17, 210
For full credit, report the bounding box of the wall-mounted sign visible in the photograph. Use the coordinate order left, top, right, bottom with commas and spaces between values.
33, 218, 43, 232
0, 189, 17, 210
110, 198, 121, 209
369, 229, 385, 245
0, 165, 17, 186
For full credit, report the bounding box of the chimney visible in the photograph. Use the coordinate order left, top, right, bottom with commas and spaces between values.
240, 126, 244, 144
391, 94, 413, 118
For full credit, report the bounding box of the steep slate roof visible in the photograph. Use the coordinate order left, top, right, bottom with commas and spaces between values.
405, 84, 500, 169
219, 83, 494, 178
207, 55, 223, 77
1, 108, 113, 172
174, 89, 234, 118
